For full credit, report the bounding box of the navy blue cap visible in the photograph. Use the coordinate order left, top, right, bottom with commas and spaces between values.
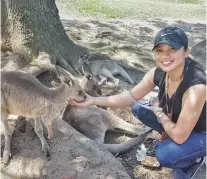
152, 27, 188, 50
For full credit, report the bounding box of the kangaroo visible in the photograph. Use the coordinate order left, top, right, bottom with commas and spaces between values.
1, 71, 86, 165
74, 53, 134, 86
63, 73, 151, 155
81, 73, 102, 96
62, 105, 151, 155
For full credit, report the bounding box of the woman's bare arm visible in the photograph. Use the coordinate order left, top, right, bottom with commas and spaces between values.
157, 84, 206, 144
72, 67, 156, 108
92, 67, 156, 108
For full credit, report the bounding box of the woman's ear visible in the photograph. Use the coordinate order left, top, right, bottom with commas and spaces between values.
185, 48, 191, 58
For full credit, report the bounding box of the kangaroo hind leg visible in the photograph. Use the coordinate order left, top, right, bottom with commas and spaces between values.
98, 75, 107, 86
34, 118, 50, 158
41, 117, 53, 140
100, 69, 119, 87
93, 131, 106, 144
1, 109, 12, 165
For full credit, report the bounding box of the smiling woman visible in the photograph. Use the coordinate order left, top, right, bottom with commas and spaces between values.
152, 27, 190, 74
133, 27, 206, 179
70, 26, 206, 179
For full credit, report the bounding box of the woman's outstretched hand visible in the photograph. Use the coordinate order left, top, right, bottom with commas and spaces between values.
68, 94, 95, 107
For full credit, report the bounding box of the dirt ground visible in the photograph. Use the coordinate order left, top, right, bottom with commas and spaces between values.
1, 3, 206, 179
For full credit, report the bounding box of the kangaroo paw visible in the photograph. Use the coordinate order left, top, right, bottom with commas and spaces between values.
42, 143, 50, 159
115, 79, 119, 87
3, 149, 11, 165
98, 77, 107, 86
47, 130, 53, 140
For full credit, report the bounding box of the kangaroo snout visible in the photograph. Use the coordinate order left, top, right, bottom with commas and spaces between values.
73, 90, 87, 103
82, 93, 87, 101
98, 89, 102, 95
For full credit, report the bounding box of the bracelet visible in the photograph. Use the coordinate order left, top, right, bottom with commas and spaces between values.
157, 111, 165, 118
128, 91, 136, 103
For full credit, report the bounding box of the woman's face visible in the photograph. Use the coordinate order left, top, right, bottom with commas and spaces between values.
153, 44, 190, 72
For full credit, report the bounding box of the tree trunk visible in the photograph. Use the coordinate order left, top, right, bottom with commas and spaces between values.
1, 0, 88, 75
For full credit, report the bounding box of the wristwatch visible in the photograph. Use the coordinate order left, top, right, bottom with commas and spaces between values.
158, 112, 165, 118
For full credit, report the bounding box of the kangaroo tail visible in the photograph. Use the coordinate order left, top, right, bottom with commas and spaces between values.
117, 65, 134, 84
100, 131, 150, 155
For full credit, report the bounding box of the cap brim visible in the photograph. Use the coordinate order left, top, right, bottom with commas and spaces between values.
152, 40, 182, 50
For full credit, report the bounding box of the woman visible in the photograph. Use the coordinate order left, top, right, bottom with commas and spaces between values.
69, 27, 206, 179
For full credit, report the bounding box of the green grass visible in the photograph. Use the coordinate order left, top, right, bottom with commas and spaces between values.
76, 0, 120, 18
63, 0, 135, 18
57, 0, 206, 20
179, 0, 202, 3
162, 0, 203, 3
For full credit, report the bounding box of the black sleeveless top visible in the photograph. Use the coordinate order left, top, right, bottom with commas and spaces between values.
153, 58, 206, 132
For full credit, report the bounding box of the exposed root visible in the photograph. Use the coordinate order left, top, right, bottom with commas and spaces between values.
56, 54, 78, 76
95, 31, 112, 39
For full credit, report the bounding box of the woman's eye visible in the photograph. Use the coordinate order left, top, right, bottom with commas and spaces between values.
170, 48, 176, 51
155, 49, 162, 52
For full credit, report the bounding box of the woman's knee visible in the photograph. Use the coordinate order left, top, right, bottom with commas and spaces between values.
155, 142, 173, 167
131, 101, 148, 119
131, 102, 141, 118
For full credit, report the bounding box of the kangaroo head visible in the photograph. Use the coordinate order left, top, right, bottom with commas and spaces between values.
68, 82, 86, 103
55, 65, 86, 102
81, 73, 102, 97
74, 54, 90, 73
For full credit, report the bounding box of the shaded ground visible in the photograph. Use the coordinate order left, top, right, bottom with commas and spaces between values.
1, 116, 131, 179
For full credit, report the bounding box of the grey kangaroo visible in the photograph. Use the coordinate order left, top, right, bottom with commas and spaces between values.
1, 71, 86, 165
60, 68, 149, 155
63, 105, 151, 155
81, 73, 102, 96
75, 54, 134, 86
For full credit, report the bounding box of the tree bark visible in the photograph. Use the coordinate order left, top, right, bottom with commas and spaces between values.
1, 0, 88, 75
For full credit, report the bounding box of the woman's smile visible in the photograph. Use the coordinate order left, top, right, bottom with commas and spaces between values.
161, 60, 174, 67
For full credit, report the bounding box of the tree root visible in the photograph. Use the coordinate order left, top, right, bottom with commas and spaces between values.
56, 54, 78, 76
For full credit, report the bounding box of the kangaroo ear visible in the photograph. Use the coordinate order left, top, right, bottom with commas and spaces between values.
84, 54, 92, 64
85, 57, 89, 64
85, 73, 92, 80
81, 65, 85, 74
55, 65, 75, 86
61, 76, 74, 87
68, 78, 74, 87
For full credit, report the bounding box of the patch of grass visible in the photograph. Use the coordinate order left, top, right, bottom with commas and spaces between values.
72, 0, 121, 18
163, 0, 203, 3
57, 0, 206, 20
180, 0, 202, 3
